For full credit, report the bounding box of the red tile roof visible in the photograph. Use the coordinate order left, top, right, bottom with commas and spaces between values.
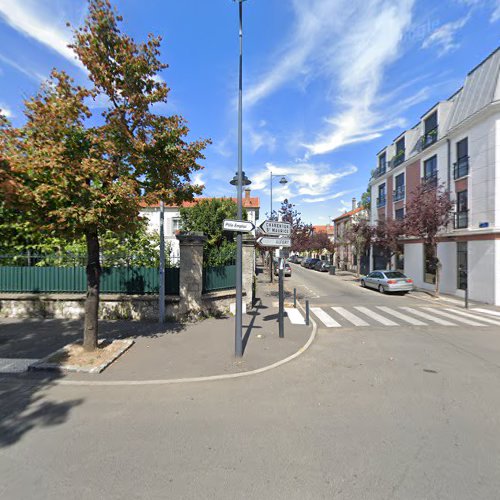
140, 196, 260, 209
333, 206, 365, 222
312, 225, 334, 235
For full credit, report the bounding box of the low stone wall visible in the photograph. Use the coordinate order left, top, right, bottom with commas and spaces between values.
0, 291, 243, 321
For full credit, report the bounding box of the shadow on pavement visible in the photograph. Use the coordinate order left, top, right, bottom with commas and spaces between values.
242, 299, 267, 354
0, 318, 185, 360
0, 370, 83, 449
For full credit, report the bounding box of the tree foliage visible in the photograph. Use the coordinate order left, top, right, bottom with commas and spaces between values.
0, 0, 209, 349
180, 198, 245, 267
344, 219, 373, 276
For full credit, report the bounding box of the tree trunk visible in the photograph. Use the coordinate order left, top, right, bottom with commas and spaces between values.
83, 229, 101, 351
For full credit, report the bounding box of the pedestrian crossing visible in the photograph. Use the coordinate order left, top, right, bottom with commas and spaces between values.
286, 304, 500, 329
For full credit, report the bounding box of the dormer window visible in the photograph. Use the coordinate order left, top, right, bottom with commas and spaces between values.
422, 111, 438, 148
393, 137, 405, 167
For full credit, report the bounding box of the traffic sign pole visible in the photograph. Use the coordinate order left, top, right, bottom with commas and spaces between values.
278, 256, 284, 338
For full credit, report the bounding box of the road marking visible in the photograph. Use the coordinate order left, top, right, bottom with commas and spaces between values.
400, 307, 456, 326
331, 306, 369, 326
311, 308, 341, 328
354, 306, 398, 326
421, 308, 486, 326
444, 308, 500, 326
0, 358, 38, 374
376, 306, 427, 326
285, 308, 306, 325
472, 308, 500, 318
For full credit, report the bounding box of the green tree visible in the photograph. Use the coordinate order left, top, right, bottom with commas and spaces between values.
180, 198, 246, 266
1, 0, 209, 350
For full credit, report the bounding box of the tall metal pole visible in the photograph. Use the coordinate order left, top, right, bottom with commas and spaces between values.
269, 172, 274, 282
159, 200, 165, 323
234, 0, 244, 357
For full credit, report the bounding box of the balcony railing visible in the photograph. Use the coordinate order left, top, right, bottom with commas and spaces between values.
373, 163, 387, 178
393, 185, 405, 202
421, 127, 438, 149
454, 210, 469, 229
376, 195, 386, 208
422, 173, 438, 187
453, 156, 469, 179
391, 150, 406, 168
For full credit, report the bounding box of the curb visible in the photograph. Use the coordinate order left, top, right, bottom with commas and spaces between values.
46, 301, 318, 387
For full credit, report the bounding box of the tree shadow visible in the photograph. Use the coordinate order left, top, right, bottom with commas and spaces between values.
0, 370, 83, 448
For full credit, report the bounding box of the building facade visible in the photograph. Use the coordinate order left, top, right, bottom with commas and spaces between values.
140, 188, 260, 259
333, 199, 369, 273
369, 47, 500, 304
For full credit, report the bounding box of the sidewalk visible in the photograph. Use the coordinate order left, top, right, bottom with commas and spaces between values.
0, 266, 312, 381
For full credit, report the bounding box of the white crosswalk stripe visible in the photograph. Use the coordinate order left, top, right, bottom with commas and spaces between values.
400, 307, 456, 326
421, 308, 486, 326
444, 308, 500, 326
285, 308, 305, 325
331, 306, 369, 326
354, 306, 398, 326
311, 307, 341, 328
471, 308, 500, 318
376, 306, 427, 326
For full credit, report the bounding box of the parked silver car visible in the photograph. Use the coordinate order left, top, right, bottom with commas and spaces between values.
360, 270, 414, 294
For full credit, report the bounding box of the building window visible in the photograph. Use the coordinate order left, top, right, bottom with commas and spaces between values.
422, 111, 438, 148
393, 137, 405, 167
394, 173, 405, 201
457, 242, 467, 290
423, 155, 438, 185
172, 217, 182, 233
454, 190, 468, 229
377, 183, 386, 207
424, 243, 437, 285
454, 138, 469, 179
395, 208, 405, 220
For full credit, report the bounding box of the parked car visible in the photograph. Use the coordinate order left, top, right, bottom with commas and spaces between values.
295, 256, 303, 264
314, 261, 331, 272
301, 257, 311, 268
274, 262, 292, 276
305, 258, 320, 269
360, 270, 414, 294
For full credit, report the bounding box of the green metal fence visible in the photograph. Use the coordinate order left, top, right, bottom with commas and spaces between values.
0, 266, 180, 295
202, 264, 236, 293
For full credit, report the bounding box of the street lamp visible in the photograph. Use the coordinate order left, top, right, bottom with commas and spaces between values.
231, 0, 248, 357
270, 173, 288, 220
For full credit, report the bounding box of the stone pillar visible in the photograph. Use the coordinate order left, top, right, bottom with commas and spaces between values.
242, 234, 256, 307
176, 232, 207, 316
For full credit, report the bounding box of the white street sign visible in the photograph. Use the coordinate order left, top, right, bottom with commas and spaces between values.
259, 220, 291, 236
223, 219, 255, 232
257, 236, 291, 247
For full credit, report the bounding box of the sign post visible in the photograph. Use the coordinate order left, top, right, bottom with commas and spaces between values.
278, 256, 284, 338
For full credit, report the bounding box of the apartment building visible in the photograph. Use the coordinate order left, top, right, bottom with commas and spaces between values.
369, 47, 500, 305
140, 188, 260, 259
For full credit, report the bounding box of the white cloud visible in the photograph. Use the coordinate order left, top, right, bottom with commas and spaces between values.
0, 103, 13, 118
244, 0, 416, 157
301, 190, 351, 204
192, 172, 205, 187
492, 2, 500, 21
0, 53, 45, 82
0, 0, 84, 69
421, 15, 471, 56
250, 161, 358, 206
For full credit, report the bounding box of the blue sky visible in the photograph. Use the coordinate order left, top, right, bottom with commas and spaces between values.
0, 0, 499, 225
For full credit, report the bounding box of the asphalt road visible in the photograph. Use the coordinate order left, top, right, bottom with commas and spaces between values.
1, 266, 500, 499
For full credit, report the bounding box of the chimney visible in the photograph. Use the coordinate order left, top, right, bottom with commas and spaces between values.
245, 188, 251, 200
352, 197, 356, 210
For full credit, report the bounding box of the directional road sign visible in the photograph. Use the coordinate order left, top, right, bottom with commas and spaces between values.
223, 219, 255, 233
259, 220, 291, 236
257, 236, 291, 247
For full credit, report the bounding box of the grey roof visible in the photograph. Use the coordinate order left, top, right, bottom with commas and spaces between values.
447, 47, 500, 130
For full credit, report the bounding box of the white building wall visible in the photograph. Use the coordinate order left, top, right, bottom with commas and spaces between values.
469, 240, 496, 305
495, 240, 500, 306
437, 241, 457, 295
494, 117, 500, 228
404, 243, 434, 292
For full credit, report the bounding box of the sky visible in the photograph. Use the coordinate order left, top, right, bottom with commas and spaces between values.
0, 0, 499, 226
